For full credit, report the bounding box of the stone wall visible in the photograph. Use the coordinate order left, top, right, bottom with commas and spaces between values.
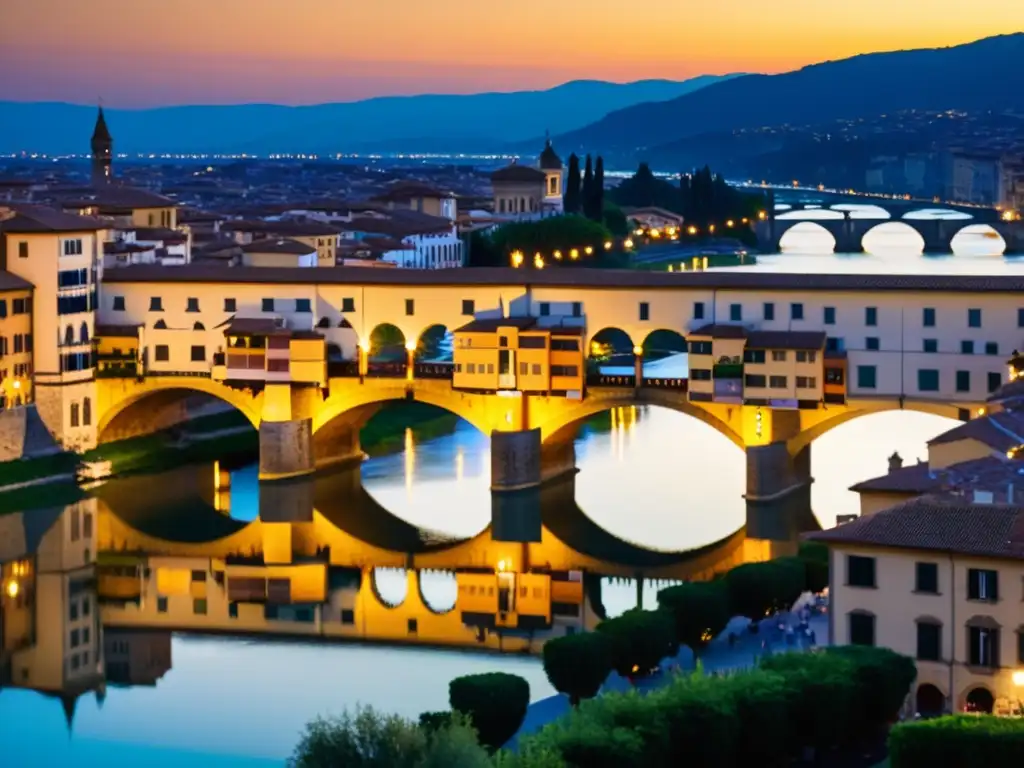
0, 404, 62, 461
259, 419, 315, 480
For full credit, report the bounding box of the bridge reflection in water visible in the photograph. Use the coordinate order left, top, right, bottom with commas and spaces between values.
0, 461, 818, 728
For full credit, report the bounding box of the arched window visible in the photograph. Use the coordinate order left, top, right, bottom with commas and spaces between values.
153, 319, 167, 329
70, 402, 80, 428
79, 322, 89, 344
63, 326, 74, 346
82, 397, 92, 426
193, 322, 205, 331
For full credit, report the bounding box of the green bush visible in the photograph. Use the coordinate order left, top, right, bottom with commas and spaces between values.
657, 581, 731, 652
652, 673, 740, 767
541, 632, 612, 706
889, 715, 1024, 766
595, 609, 677, 678
715, 669, 796, 767
825, 645, 917, 731
418, 711, 453, 733
449, 672, 530, 751
726, 560, 804, 621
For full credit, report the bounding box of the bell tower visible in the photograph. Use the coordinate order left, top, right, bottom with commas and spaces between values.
91, 106, 113, 186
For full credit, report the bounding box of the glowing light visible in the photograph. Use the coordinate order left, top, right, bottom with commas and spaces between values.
632, 345, 643, 356
358, 338, 370, 353
604, 241, 613, 250
13, 381, 20, 390
623, 238, 634, 249
534, 254, 545, 269
758, 211, 767, 220
510, 250, 524, 267
649, 228, 661, 238
977, 407, 986, 416
4, 579, 18, 599
741, 217, 749, 224
1002, 210, 1018, 222
569, 248, 579, 259
634, 228, 645, 236
405, 340, 417, 352
666, 227, 677, 236
553, 249, 562, 260
497, 559, 508, 572
726, 220, 734, 228
687, 225, 698, 235
1013, 670, 1024, 687
584, 246, 593, 255
709, 224, 715, 234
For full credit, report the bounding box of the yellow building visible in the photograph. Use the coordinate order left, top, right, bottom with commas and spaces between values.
94, 324, 141, 378
686, 324, 838, 408
452, 317, 585, 394
810, 496, 1024, 717
240, 238, 318, 268
0, 274, 34, 408
212, 317, 327, 387
373, 181, 458, 221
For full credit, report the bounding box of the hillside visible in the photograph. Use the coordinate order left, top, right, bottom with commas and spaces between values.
0, 75, 736, 155
551, 33, 1024, 158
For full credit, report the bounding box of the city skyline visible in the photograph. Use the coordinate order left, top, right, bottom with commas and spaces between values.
1, 0, 1022, 106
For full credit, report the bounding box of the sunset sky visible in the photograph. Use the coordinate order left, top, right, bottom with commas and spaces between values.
2, 0, 1022, 107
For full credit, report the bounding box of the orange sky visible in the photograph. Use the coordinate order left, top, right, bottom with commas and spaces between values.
2, 0, 1022, 106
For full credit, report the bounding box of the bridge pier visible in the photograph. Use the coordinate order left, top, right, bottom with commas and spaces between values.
744, 442, 813, 537
258, 384, 320, 482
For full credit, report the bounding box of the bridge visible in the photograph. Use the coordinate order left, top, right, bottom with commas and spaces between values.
89, 266, 1016, 523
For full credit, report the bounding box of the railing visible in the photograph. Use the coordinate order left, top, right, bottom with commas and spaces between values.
712, 363, 744, 379
586, 373, 689, 391
96, 351, 136, 361
366, 362, 407, 379
413, 362, 454, 380
327, 360, 360, 378
96, 363, 138, 379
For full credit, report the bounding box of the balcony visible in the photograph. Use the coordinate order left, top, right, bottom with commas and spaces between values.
712, 363, 744, 379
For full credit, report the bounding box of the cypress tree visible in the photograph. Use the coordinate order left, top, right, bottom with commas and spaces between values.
564, 153, 582, 215
582, 154, 594, 218
591, 156, 605, 222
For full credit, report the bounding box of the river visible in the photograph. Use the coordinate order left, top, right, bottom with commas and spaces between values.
1, 243, 1017, 765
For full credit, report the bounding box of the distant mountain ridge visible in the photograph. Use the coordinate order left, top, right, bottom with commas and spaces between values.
0, 75, 738, 155
551, 33, 1024, 160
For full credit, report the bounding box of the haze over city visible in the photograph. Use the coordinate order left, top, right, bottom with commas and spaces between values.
2, 0, 1023, 105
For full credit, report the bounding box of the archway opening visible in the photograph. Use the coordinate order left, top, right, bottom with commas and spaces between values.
640, 329, 688, 379
831, 204, 891, 220
916, 683, 945, 717
861, 222, 925, 255
96, 389, 258, 448
587, 327, 634, 378
810, 410, 961, 527
965, 687, 994, 714
418, 569, 458, 614
778, 222, 837, 254
414, 324, 453, 363
371, 567, 408, 608
903, 208, 973, 221
950, 224, 1007, 257
776, 209, 844, 220
367, 323, 406, 367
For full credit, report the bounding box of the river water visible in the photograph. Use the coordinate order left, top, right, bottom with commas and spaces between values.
2, 243, 1020, 766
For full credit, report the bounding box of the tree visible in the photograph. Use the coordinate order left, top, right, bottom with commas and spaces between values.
449, 672, 530, 751
541, 632, 613, 706
582, 155, 594, 220
595, 609, 677, 678
602, 201, 628, 236
607, 162, 680, 212
564, 154, 581, 215
656, 581, 731, 653
486, 215, 612, 266
584, 156, 605, 221
725, 559, 806, 622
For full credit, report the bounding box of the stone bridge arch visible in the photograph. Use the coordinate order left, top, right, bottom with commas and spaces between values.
95, 377, 264, 444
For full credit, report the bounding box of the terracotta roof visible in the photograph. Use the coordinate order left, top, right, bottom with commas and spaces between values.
103, 240, 152, 254
988, 379, 1024, 404
455, 317, 537, 333
95, 324, 141, 338
0, 273, 33, 292
99, 266, 1024, 293
343, 212, 451, 238
223, 219, 342, 237
132, 227, 187, 243
850, 456, 1024, 500
59, 185, 175, 210
491, 164, 546, 183
241, 238, 316, 256
849, 460, 941, 494
0, 204, 107, 233
927, 412, 1024, 453
807, 495, 1024, 560
689, 323, 747, 339
373, 182, 452, 201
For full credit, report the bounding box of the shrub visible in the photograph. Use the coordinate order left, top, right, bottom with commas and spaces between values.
653, 672, 740, 767
715, 669, 796, 767
492, 742, 568, 768
416, 712, 494, 768
541, 632, 612, 706
288, 705, 427, 768
657, 581, 731, 652
519, 696, 652, 768
449, 672, 530, 751
726, 560, 804, 621
825, 645, 917, 733
889, 715, 1024, 767
595, 608, 677, 678
798, 541, 830, 593
418, 711, 453, 733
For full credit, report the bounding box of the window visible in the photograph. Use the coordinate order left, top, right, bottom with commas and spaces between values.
985, 342, 999, 356
467, 363, 475, 374
967, 569, 998, 601
539, 302, 550, 316
744, 374, 767, 388
918, 369, 940, 392
82, 398, 91, 427
639, 302, 649, 321
923, 307, 936, 327
919, 339, 937, 353
571, 301, 582, 318
763, 302, 775, 321
771, 350, 786, 362
790, 303, 804, 321
916, 622, 942, 661
193, 598, 208, 615
70, 403, 80, 428
1019, 631, 1024, 664
956, 370, 971, 393
519, 336, 546, 349
769, 375, 787, 389
186, 297, 200, 312
826, 337, 845, 353
341, 297, 355, 313
968, 626, 998, 667
796, 376, 816, 388
961, 340, 975, 355
551, 365, 579, 377
155, 345, 170, 362
295, 298, 312, 313
857, 365, 877, 389
743, 349, 765, 364
153, 319, 167, 329
968, 308, 982, 328
550, 339, 579, 351
866, 337, 880, 351
823, 306, 836, 325
224, 298, 236, 312
690, 340, 712, 355
340, 609, 355, 625
916, 562, 939, 593
70, 629, 80, 648
849, 612, 875, 646
847, 554, 876, 588
190, 345, 205, 362
17, 242, 28, 259
865, 307, 877, 326
262, 298, 274, 312
498, 336, 508, 348
795, 351, 816, 363
532, 364, 541, 375
112, 296, 125, 311
193, 322, 205, 331
519, 362, 528, 375
149, 297, 163, 312
691, 369, 712, 380
1019, 308, 1024, 328
62, 239, 83, 256
693, 302, 705, 320
729, 304, 742, 322
157, 597, 168, 613
407, 618, 418, 634
462, 299, 475, 316
988, 372, 1002, 393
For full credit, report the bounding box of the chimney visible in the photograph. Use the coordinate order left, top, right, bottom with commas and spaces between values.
888, 451, 904, 473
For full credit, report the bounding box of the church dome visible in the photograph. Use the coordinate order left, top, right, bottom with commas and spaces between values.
539, 139, 562, 170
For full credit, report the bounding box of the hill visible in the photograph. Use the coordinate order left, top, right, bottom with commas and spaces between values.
551, 34, 1024, 160
0, 75, 736, 155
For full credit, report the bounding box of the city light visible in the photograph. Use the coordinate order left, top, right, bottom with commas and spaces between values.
533, 253, 545, 269
358, 339, 370, 353
584, 246, 594, 255
688, 225, 698, 235
623, 238, 634, 249
405, 340, 417, 352
726, 220, 734, 228
632, 345, 643, 356
510, 250, 524, 267
569, 248, 579, 260
604, 241, 613, 250
4, 579, 18, 599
